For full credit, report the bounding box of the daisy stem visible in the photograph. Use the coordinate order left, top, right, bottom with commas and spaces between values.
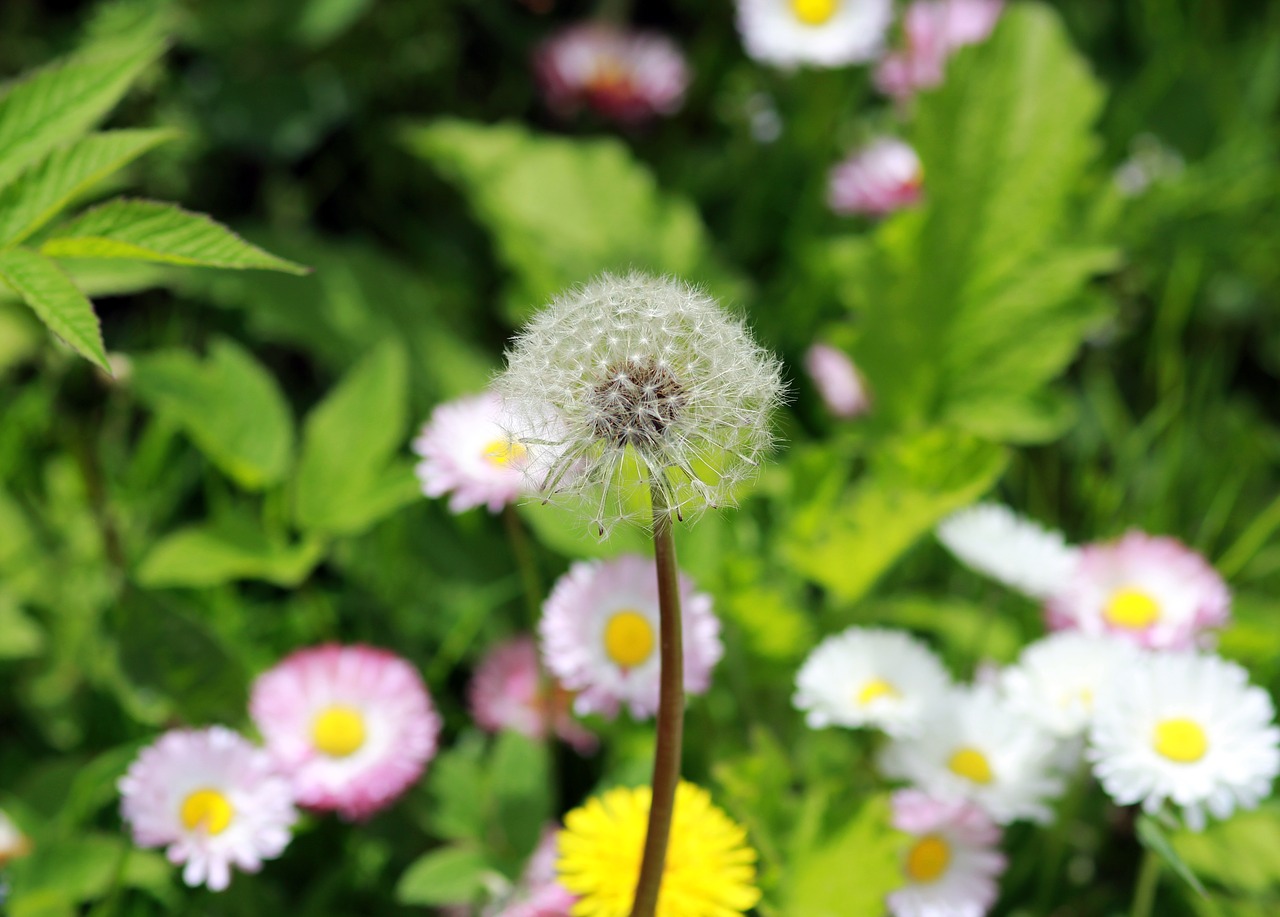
502, 504, 544, 627
629, 482, 685, 917
1130, 847, 1161, 917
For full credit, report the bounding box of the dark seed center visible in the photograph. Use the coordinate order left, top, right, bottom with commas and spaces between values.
590, 359, 686, 450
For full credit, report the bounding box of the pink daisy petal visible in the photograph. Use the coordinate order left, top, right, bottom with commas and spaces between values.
249, 644, 441, 820
828, 138, 923, 217
469, 636, 597, 753
875, 0, 1005, 101
538, 554, 722, 720
412, 392, 528, 514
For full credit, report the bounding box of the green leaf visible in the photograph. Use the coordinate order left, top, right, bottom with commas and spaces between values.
783, 429, 1007, 605
294, 340, 419, 535
427, 734, 489, 842
1138, 813, 1209, 899
6, 834, 172, 916
0, 594, 44, 659
1171, 803, 1280, 897
841, 6, 1114, 439
136, 518, 324, 588
0, 247, 108, 370
784, 794, 903, 917
0, 43, 161, 195
41, 199, 308, 273
0, 129, 175, 246
395, 845, 492, 907
130, 338, 294, 489
402, 119, 742, 321
491, 732, 552, 861
114, 598, 250, 718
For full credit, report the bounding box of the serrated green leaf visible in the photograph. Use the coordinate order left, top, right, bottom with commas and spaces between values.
395, 845, 492, 906
0, 129, 175, 246
0, 247, 108, 370
41, 199, 308, 273
0, 44, 161, 194
784, 430, 1007, 605
784, 794, 903, 917
130, 338, 294, 489
135, 519, 324, 588
294, 340, 418, 535
843, 6, 1113, 440
402, 119, 742, 321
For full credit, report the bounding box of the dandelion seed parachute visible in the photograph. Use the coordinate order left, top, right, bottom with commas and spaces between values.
496, 273, 784, 537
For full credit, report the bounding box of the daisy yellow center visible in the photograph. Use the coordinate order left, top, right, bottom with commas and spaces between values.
483, 438, 526, 468
857, 678, 900, 706
557, 782, 762, 917
1103, 587, 1160, 629
312, 706, 366, 758
603, 610, 655, 669
791, 0, 839, 26
905, 834, 951, 883
180, 788, 233, 836
948, 747, 994, 785
1153, 717, 1208, 763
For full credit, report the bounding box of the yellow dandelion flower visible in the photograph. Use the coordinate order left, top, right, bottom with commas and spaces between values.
558, 781, 761, 917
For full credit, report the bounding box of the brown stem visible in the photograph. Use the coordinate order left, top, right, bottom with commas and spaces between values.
628, 483, 684, 917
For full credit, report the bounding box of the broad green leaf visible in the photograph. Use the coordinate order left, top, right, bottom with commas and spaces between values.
841, 6, 1113, 440
0, 258, 170, 304
0, 594, 44, 659
0, 247, 108, 371
491, 732, 552, 862
294, 340, 419, 535
1138, 813, 1209, 899
42, 199, 308, 273
402, 119, 742, 321
395, 845, 492, 907
0, 129, 175, 245
135, 519, 324, 588
114, 598, 249, 718
865, 595, 1022, 665
784, 429, 1007, 605
130, 338, 294, 489
0, 44, 161, 194
6, 834, 171, 916
1172, 803, 1280, 897
784, 794, 903, 917
427, 734, 489, 842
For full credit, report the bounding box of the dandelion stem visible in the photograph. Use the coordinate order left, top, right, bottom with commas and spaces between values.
629, 481, 684, 917
1130, 847, 1161, 917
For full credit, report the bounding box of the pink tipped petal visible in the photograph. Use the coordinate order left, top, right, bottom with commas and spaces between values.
828, 138, 923, 217
469, 636, 598, 753
250, 644, 441, 820
875, 0, 1005, 101
413, 391, 528, 514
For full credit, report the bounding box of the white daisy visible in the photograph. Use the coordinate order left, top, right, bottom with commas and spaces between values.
793, 627, 951, 736
539, 554, 723, 720
1089, 651, 1280, 831
1046, 531, 1230, 650
937, 503, 1081, 600
999, 632, 1139, 739
735, 0, 894, 69
880, 685, 1064, 824
119, 727, 297, 891
412, 391, 529, 514
888, 790, 1007, 917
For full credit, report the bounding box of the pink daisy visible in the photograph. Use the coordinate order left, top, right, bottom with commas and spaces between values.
805, 342, 871, 418
874, 0, 1005, 102
828, 138, 923, 217
249, 644, 441, 820
888, 789, 1007, 917
119, 726, 296, 891
534, 24, 689, 124
413, 391, 528, 514
492, 827, 578, 917
1045, 532, 1230, 650
539, 554, 722, 720
470, 636, 598, 753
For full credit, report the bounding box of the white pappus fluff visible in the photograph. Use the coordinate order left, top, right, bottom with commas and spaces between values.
496, 273, 784, 536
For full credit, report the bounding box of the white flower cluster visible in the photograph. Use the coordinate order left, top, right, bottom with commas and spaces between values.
497, 272, 784, 536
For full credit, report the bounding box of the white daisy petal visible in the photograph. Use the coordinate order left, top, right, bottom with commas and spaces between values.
999, 632, 1139, 739
1088, 651, 1280, 831
736, 0, 894, 69
880, 685, 1065, 825
937, 503, 1080, 600
793, 627, 951, 736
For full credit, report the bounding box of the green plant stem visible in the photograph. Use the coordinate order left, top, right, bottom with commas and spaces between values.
503, 504, 544, 627
1131, 847, 1161, 917
628, 484, 685, 917
1034, 765, 1087, 912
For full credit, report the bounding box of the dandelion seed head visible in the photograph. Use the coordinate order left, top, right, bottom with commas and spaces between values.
497, 273, 784, 536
